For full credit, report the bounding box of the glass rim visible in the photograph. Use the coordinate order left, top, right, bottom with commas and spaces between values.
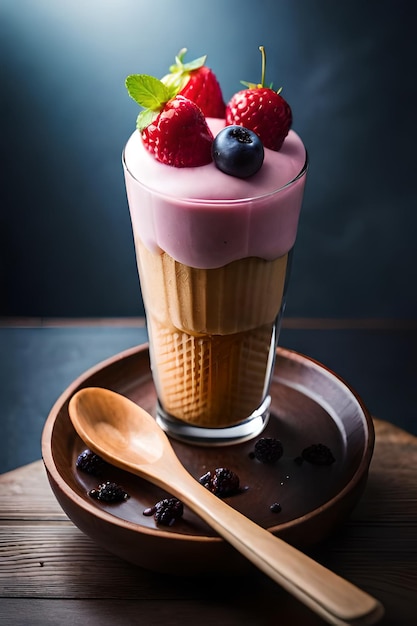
122, 147, 308, 206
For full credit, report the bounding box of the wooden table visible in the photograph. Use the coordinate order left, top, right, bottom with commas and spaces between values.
1, 419, 416, 625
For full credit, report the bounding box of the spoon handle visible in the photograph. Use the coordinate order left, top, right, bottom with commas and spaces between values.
160, 465, 383, 626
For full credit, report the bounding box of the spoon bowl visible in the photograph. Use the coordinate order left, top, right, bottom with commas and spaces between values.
73, 389, 166, 467
68, 386, 383, 626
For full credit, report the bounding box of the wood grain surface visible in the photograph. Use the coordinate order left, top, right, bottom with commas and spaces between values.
1, 418, 416, 626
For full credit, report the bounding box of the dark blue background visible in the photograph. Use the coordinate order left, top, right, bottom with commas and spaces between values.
1, 0, 416, 319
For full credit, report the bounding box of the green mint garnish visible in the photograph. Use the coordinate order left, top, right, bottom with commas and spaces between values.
125, 74, 171, 109
125, 49, 208, 132
125, 74, 177, 132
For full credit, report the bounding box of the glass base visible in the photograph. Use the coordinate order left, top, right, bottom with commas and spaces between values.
155, 395, 271, 446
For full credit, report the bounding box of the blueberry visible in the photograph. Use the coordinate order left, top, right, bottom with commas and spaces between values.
212, 125, 264, 178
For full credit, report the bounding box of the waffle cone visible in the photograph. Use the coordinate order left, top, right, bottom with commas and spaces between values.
136, 237, 288, 334
135, 238, 288, 427
147, 317, 275, 427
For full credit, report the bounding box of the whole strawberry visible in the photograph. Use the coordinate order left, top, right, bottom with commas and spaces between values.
225, 46, 292, 151
161, 48, 225, 118
125, 74, 213, 167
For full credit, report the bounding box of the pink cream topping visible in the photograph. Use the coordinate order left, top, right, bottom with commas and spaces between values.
123, 118, 307, 269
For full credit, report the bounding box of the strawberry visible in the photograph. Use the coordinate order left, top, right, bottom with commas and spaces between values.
161, 48, 225, 118
125, 74, 213, 167
142, 95, 214, 167
225, 46, 292, 151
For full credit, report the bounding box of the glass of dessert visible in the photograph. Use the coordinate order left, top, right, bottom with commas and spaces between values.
123, 48, 307, 444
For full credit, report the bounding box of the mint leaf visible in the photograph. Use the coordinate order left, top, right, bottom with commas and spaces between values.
136, 109, 159, 132
160, 71, 184, 94
125, 74, 171, 110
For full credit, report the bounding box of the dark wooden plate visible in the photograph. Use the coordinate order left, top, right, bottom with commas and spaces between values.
42, 344, 374, 574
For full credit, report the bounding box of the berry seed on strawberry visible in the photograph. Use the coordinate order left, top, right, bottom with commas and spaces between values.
161, 48, 226, 119
125, 74, 213, 167
225, 46, 292, 151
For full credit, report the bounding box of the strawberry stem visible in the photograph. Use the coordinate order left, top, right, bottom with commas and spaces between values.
259, 46, 266, 87
240, 46, 273, 90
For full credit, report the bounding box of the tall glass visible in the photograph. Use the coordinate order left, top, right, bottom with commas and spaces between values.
123, 147, 307, 445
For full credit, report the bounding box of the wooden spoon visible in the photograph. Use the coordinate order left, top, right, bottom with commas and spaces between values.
68, 387, 384, 625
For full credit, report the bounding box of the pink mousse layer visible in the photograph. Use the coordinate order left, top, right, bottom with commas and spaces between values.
123, 118, 307, 269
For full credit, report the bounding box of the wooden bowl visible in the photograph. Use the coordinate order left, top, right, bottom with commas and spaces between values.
42, 344, 375, 574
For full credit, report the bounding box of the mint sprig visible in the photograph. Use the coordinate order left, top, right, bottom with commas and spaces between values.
125, 49, 208, 132
125, 74, 174, 109
125, 74, 177, 132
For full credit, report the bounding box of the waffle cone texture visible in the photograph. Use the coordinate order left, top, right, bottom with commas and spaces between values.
136, 238, 288, 427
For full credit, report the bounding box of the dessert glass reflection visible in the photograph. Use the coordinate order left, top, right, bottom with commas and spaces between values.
123, 119, 307, 444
